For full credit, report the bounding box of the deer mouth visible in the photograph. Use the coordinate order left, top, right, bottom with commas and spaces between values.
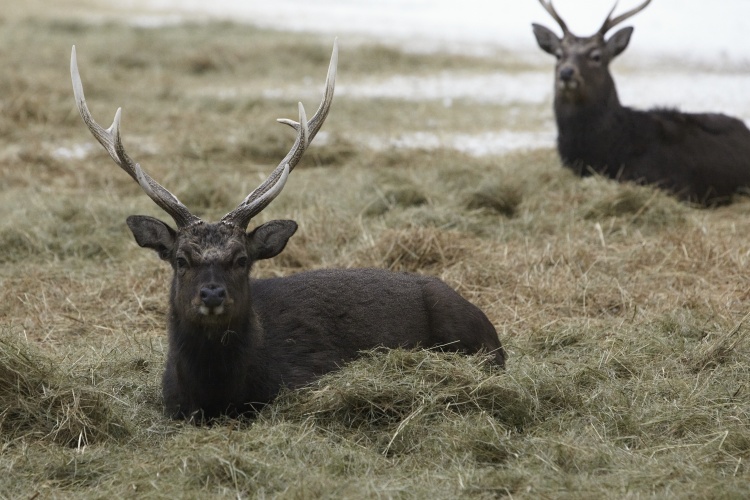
558, 79, 580, 91
191, 296, 234, 321
199, 304, 225, 316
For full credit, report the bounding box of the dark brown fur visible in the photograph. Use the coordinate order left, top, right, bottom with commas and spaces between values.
532, 19, 750, 205
127, 216, 505, 421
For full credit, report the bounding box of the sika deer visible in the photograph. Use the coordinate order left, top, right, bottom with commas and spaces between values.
532, 0, 750, 205
70, 42, 505, 421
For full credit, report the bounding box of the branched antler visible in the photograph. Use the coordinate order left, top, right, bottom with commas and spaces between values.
221, 39, 338, 229
71, 46, 202, 228
598, 0, 653, 36
538, 0, 652, 38
71, 39, 338, 231
538, 0, 571, 36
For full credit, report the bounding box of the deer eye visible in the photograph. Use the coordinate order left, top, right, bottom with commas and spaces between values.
554, 50, 562, 61
589, 51, 602, 63
175, 257, 189, 270
235, 256, 248, 268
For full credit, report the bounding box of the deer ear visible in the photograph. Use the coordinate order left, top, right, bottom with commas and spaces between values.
532, 24, 562, 56
247, 220, 298, 261
126, 215, 177, 261
605, 27, 634, 59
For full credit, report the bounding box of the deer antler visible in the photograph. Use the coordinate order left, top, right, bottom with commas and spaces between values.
72, 40, 337, 231
538, 0, 571, 36
598, 0, 652, 36
71, 46, 202, 229
221, 39, 338, 229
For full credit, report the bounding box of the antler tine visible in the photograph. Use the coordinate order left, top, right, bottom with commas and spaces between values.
70, 46, 201, 228
222, 39, 338, 229
599, 0, 652, 35
538, 0, 570, 36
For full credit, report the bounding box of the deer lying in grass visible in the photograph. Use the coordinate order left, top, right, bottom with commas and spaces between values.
70, 42, 505, 421
532, 0, 750, 205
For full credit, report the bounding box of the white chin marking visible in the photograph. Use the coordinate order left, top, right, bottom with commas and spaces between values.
199, 305, 225, 316
558, 81, 579, 90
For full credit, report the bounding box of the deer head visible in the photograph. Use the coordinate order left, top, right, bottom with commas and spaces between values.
532, 0, 651, 106
70, 42, 337, 327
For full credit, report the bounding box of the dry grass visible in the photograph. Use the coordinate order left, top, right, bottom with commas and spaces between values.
1, 14, 749, 499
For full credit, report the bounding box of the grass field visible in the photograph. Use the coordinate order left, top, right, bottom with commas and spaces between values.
1, 11, 750, 499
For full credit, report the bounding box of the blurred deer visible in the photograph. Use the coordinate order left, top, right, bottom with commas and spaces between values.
70, 42, 505, 421
532, 0, 750, 205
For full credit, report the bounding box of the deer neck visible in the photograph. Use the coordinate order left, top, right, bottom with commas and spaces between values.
555, 81, 621, 122
554, 79, 624, 139
168, 290, 260, 356
552, 74, 634, 173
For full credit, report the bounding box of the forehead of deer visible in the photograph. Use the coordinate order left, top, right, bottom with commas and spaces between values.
176, 222, 247, 261
561, 35, 602, 53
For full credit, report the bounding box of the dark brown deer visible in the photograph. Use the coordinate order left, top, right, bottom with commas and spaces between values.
70, 43, 505, 421
532, 0, 750, 205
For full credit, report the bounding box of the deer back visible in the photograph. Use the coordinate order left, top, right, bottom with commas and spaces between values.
252, 268, 504, 378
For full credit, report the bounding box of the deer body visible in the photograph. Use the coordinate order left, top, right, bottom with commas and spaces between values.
556, 100, 750, 200
71, 42, 504, 421
533, 0, 750, 205
161, 264, 502, 418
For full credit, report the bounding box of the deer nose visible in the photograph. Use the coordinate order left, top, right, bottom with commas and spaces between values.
559, 67, 575, 82
200, 285, 226, 309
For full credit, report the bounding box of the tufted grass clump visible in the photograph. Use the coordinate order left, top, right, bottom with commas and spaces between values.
0, 334, 131, 448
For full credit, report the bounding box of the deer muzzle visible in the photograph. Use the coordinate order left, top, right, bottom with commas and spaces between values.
557, 66, 579, 90
199, 285, 226, 316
